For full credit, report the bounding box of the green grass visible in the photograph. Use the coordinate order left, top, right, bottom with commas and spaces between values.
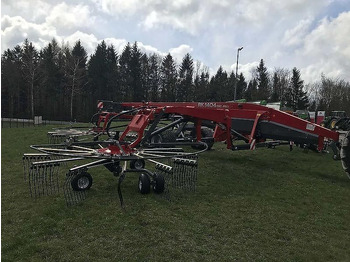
2, 126, 350, 261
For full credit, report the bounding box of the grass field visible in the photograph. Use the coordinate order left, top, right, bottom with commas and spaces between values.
2, 126, 350, 261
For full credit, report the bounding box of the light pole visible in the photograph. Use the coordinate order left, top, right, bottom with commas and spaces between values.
234, 46, 243, 101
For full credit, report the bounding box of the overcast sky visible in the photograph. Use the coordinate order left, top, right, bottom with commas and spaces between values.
1, 0, 350, 83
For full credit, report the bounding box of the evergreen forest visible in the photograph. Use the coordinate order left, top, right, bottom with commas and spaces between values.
2, 39, 350, 121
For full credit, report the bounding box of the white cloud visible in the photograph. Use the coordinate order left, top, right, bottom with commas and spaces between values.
104, 38, 128, 53
1, 0, 350, 84
92, 0, 330, 35
104, 39, 167, 56
92, 0, 145, 16
46, 3, 95, 30
137, 42, 166, 56
298, 11, 350, 82
169, 44, 193, 63
235, 61, 260, 80
1, 15, 57, 51
64, 31, 99, 54
2, 0, 52, 22
282, 18, 313, 47
142, 11, 159, 30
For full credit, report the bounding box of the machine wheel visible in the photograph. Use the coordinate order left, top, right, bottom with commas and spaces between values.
150, 130, 177, 144
90, 112, 100, 126
340, 131, 350, 179
161, 130, 177, 142
153, 174, 165, 194
191, 127, 214, 150
335, 118, 350, 131
130, 159, 145, 170
330, 118, 338, 129
138, 173, 150, 194
150, 134, 162, 143
71, 171, 93, 191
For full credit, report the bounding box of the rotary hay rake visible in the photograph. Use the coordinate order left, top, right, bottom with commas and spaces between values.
47, 101, 127, 143
23, 102, 350, 207
24, 106, 206, 207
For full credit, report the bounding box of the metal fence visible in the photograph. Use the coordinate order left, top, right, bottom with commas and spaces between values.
1, 118, 82, 128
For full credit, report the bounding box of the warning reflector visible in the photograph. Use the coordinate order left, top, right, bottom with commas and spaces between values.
97, 101, 103, 109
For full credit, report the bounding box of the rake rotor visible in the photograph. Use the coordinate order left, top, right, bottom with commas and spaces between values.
23, 137, 205, 207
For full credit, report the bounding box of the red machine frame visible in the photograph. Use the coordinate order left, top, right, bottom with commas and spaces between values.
24, 100, 349, 207
105, 101, 339, 152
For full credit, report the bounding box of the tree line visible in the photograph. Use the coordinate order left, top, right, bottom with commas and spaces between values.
2, 39, 350, 122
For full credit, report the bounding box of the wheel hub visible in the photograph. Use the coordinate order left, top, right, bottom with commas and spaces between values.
138, 180, 143, 191
77, 176, 90, 189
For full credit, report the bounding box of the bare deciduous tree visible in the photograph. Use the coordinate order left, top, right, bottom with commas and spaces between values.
63, 42, 88, 120
22, 39, 40, 119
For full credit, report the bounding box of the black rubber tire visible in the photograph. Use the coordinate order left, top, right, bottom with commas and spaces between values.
340, 131, 350, 179
161, 130, 177, 142
138, 173, 150, 194
150, 129, 177, 143
153, 174, 165, 194
130, 159, 145, 170
150, 134, 162, 143
90, 112, 100, 126
191, 127, 214, 150
336, 118, 350, 131
330, 118, 338, 129
71, 171, 93, 191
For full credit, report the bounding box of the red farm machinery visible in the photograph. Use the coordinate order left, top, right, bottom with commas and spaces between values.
23, 100, 350, 206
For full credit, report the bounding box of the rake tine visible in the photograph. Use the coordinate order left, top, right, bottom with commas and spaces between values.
154, 160, 173, 200
28, 166, 34, 198
39, 165, 44, 197
54, 164, 60, 194
33, 165, 39, 197
23, 156, 29, 181
63, 171, 74, 206
63, 169, 87, 206
23, 154, 51, 182
26, 162, 61, 198
171, 156, 198, 193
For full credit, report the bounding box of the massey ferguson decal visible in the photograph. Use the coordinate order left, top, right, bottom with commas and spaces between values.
197, 102, 229, 108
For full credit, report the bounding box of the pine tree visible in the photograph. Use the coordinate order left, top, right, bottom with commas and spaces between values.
286, 67, 308, 110
177, 53, 193, 102
271, 68, 290, 105
209, 66, 229, 101
87, 40, 119, 113
236, 72, 247, 100
148, 54, 161, 101
119, 43, 132, 101
1, 46, 24, 118
198, 71, 210, 101
39, 39, 65, 119
160, 53, 177, 101
105, 44, 119, 102
227, 71, 236, 101
256, 59, 270, 101
140, 53, 149, 100
88, 40, 108, 102
130, 42, 143, 101
245, 79, 258, 101
271, 72, 280, 102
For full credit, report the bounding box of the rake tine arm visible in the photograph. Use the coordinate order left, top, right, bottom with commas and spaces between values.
32, 157, 85, 166
69, 159, 115, 172
117, 172, 126, 208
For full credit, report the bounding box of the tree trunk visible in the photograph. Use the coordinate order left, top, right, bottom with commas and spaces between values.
71, 87, 74, 121
31, 78, 34, 119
